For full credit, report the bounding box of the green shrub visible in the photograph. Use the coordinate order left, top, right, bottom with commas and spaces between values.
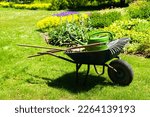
90, 11, 121, 28
103, 19, 150, 57
112, 18, 148, 30
67, 0, 89, 8
49, 0, 69, 10
0, 2, 12, 7
49, 0, 60, 10
0, 2, 52, 10
59, 0, 69, 9
126, 43, 150, 56
14, 0, 34, 4
133, 20, 150, 32
127, 1, 150, 19
13, 3, 52, 10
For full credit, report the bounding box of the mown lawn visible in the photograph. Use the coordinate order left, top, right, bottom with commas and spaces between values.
0, 8, 150, 100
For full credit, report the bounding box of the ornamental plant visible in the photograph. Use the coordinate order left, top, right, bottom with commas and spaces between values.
47, 21, 91, 46
103, 19, 150, 57
0, 2, 13, 8
0, 2, 52, 10
127, 1, 150, 19
13, 3, 52, 10
36, 11, 89, 31
90, 11, 121, 28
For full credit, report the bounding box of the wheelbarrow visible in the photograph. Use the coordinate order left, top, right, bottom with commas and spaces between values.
18, 37, 133, 86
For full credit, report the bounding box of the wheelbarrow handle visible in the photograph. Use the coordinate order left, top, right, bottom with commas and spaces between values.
89, 31, 113, 41
18, 44, 65, 51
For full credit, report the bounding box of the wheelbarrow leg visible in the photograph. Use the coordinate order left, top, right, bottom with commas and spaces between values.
76, 63, 82, 84
84, 64, 90, 85
94, 65, 105, 75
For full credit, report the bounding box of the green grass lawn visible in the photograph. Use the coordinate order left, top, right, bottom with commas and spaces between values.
0, 8, 150, 100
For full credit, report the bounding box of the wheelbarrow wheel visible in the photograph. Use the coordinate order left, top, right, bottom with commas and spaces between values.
108, 60, 133, 86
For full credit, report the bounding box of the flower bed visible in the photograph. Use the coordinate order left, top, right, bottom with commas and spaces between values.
0, 2, 12, 8
103, 19, 150, 57
0, 2, 51, 10
37, 11, 90, 46
13, 3, 51, 10
37, 11, 89, 30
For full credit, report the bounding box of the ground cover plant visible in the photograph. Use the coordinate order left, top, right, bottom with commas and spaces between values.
0, 1, 52, 10
104, 19, 150, 57
127, 0, 150, 19
0, 7, 150, 100
90, 11, 121, 28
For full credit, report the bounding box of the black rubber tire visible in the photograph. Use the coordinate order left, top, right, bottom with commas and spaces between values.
108, 60, 133, 86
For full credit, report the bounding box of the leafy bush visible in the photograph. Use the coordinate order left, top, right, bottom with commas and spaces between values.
133, 20, 150, 32
0, 2, 52, 10
0, 2, 12, 7
49, 0, 61, 10
90, 11, 121, 28
50, 0, 69, 10
67, 0, 89, 8
12, 0, 34, 4
103, 19, 150, 57
127, 1, 150, 19
13, 3, 52, 10
59, 0, 69, 9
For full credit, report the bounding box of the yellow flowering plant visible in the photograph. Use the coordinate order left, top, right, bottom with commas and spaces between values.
0, 2, 12, 8
36, 13, 89, 31
0, 2, 52, 10
13, 3, 52, 10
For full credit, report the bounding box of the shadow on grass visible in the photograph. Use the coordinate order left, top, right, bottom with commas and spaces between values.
27, 71, 114, 93
48, 72, 114, 93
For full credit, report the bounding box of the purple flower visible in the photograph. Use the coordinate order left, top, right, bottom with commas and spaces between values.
53, 11, 78, 16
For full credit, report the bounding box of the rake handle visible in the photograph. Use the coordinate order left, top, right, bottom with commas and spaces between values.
18, 44, 65, 51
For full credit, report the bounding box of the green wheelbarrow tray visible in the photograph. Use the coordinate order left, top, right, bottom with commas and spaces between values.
75, 31, 113, 51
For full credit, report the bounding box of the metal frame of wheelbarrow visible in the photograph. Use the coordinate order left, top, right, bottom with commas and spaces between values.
18, 38, 133, 86
32, 50, 119, 84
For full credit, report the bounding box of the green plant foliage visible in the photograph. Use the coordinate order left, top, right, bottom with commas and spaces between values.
104, 19, 150, 57
13, 0, 34, 4
13, 3, 52, 10
0, 2, 12, 7
127, 1, 150, 19
90, 11, 121, 28
67, 0, 89, 8
59, 0, 69, 9
133, 20, 150, 32
49, 0, 60, 10
0, 2, 52, 10
48, 0, 69, 10
48, 22, 91, 46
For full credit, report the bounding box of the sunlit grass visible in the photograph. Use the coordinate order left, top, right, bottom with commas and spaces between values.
0, 8, 150, 100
